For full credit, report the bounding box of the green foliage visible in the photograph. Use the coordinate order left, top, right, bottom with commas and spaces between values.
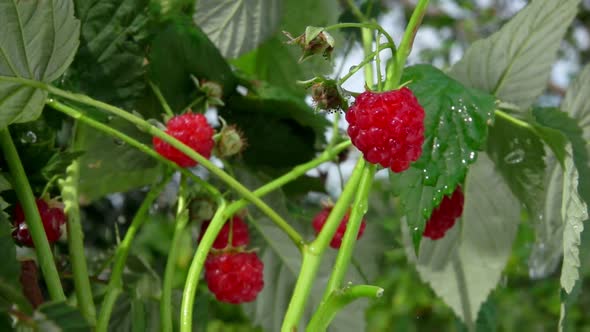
415, 154, 520, 325
0, 0, 80, 128
486, 113, 546, 221
222, 81, 328, 169
193, 0, 282, 59
76, 117, 162, 201
70, 0, 150, 108
450, 0, 579, 109
0, 221, 25, 311
148, 18, 237, 112
14, 301, 91, 331
391, 64, 495, 249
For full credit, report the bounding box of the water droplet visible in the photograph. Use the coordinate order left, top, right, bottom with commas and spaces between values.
20, 131, 37, 144
503, 149, 525, 164
113, 138, 125, 146
413, 227, 419, 232
117, 215, 126, 224
468, 151, 476, 161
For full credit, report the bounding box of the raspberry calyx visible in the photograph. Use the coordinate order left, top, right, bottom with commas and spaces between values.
198, 216, 250, 249
423, 187, 465, 240
345, 87, 425, 173
12, 198, 66, 247
204, 252, 264, 304
153, 112, 215, 167
312, 207, 367, 249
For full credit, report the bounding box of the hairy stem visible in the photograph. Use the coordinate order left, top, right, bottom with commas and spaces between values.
96, 175, 171, 332
161, 176, 190, 332
0, 129, 65, 301
59, 160, 97, 324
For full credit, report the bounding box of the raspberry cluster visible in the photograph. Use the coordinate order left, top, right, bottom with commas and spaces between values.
12, 198, 66, 247
423, 187, 464, 240
153, 112, 215, 167
199, 216, 264, 303
345, 87, 425, 172
312, 207, 367, 249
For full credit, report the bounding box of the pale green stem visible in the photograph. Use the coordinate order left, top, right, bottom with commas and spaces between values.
307, 285, 384, 331
281, 159, 366, 332
148, 81, 174, 117
0, 129, 65, 301
161, 175, 189, 332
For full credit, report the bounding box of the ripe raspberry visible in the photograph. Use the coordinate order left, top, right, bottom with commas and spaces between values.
423, 187, 464, 240
312, 207, 367, 249
205, 252, 264, 304
198, 216, 250, 249
153, 113, 215, 167
12, 198, 66, 247
345, 87, 425, 172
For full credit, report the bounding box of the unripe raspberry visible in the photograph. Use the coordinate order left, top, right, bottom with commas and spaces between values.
204, 252, 264, 304
198, 216, 250, 249
153, 112, 215, 167
312, 207, 367, 249
12, 198, 66, 247
217, 125, 246, 158
423, 187, 464, 240
345, 88, 425, 172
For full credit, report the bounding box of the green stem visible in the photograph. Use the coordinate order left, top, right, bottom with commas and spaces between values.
323, 22, 396, 56
306, 285, 384, 331
320, 164, 375, 302
30, 84, 302, 247
338, 43, 395, 85
281, 159, 366, 332
362, 28, 375, 88
385, 0, 430, 90
47, 100, 221, 200
180, 200, 228, 332
495, 109, 539, 132
148, 81, 174, 117
59, 160, 96, 325
161, 176, 190, 332
96, 174, 171, 332
0, 129, 65, 301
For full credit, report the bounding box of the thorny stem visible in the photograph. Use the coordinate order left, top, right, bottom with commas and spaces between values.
95, 174, 172, 332
161, 176, 190, 332
59, 159, 97, 325
0, 129, 66, 302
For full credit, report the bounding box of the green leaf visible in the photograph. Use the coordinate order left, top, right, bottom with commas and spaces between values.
0, 0, 80, 128
450, 0, 579, 109
415, 153, 520, 324
222, 82, 329, 169
0, 220, 25, 311
532, 107, 590, 212
148, 18, 237, 112
390, 64, 495, 248
76, 117, 162, 202
560, 152, 588, 294
486, 112, 546, 220
41, 151, 85, 181
235, 167, 383, 332
562, 64, 590, 141
0, 173, 10, 192
71, 0, 150, 108
31, 301, 91, 331
193, 0, 281, 59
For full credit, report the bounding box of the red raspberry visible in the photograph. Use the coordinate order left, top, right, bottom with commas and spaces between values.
423, 187, 464, 240
12, 198, 66, 247
345, 87, 425, 172
312, 207, 367, 249
198, 216, 250, 249
204, 252, 264, 304
153, 113, 215, 167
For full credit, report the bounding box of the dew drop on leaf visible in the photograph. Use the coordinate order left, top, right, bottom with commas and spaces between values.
503, 149, 525, 164
20, 131, 37, 144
